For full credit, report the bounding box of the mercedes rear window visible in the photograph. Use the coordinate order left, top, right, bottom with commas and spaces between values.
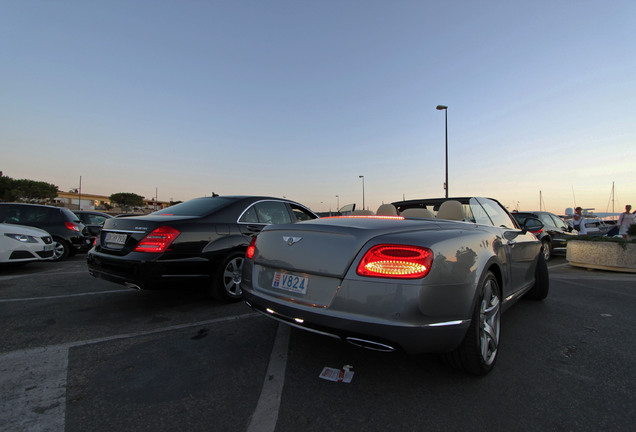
151, 197, 235, 216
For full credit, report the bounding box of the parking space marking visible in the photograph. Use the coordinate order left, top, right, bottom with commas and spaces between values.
0, 270, 89, 282
0, 313, 259, 432
0, 289, 131, 304
247, 323, 290, 432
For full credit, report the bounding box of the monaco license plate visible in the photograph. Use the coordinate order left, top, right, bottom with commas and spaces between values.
104, 232, 127, 248
272, 272, 309, 295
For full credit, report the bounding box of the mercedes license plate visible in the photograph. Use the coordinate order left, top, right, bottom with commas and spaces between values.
272, 272, 309, 295
104, 232, 127, 248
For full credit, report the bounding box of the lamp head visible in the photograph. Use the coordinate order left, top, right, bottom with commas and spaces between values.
436, 105, 448, 110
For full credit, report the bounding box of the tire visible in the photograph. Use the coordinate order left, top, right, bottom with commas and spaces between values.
443, 271, 501, 375
541, 239, 552, 261
212, 252, 245, 302
51, 238, 70, 261
524, 255, 549, 300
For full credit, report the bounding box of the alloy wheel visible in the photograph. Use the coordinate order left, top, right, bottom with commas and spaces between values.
479, 278, 501, 366
222, 256, 244, 297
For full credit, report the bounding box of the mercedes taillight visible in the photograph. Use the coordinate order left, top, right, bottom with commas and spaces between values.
133, 226, 181, 253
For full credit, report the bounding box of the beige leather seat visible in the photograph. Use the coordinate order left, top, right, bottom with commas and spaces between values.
351, 209, 375, 215
376, 204, 399, 216
401, 208, 435, 218
436, 200, 466, 221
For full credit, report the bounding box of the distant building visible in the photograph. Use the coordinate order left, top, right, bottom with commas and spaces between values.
55, 191, 170, 213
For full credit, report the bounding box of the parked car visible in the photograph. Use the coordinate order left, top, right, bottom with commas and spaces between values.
73, 210, 113, 241
0, 203, 91, 261
0, 223, 54, 265
242, 197, 548, 375
87, 196, 318, 301
511, 211, 576, 260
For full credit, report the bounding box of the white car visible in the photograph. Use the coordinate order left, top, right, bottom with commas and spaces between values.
0, 223, 55, 264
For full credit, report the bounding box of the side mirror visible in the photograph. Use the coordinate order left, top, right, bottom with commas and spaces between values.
521, 217, 543, 234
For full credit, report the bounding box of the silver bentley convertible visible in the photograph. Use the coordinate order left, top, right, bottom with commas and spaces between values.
241, 197, 549, 375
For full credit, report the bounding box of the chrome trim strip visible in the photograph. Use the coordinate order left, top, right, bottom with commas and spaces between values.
425, 319, 470, 327
103, 229, 146, 234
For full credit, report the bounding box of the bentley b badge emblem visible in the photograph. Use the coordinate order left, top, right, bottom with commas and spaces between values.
283, 236, 302, 246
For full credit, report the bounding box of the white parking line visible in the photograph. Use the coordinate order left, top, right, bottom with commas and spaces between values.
0, 270, 89, 282
247, 323, 290, 432
0, 289, 131, 304
0, 313, 261, 432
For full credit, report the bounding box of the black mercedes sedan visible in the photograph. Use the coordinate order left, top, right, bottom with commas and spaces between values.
511, 211, 575, 260
87, 196, 317, 301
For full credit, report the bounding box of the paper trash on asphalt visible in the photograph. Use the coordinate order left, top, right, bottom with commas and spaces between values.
319, 365, 354, 383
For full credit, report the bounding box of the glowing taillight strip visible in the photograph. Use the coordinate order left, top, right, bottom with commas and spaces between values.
357, 244, 433, 279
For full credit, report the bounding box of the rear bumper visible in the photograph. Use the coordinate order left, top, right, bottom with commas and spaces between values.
86, 251, 212, 290
242, 289, 471, 354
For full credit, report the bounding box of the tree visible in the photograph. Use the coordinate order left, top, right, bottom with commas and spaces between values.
109, 192, 145, 210
0, 173, 58, 202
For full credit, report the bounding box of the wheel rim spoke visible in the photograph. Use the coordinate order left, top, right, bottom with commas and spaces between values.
479, 279, 500, 365
223, 258, 243, 297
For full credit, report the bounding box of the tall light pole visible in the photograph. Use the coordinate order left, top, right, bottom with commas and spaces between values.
436, 105, 448, 198
335, 195, 339, 210
358, 175, 365, 210
78, 176, 82, 210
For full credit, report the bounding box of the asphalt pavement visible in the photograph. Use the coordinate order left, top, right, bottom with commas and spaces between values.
1, 255, 634, 432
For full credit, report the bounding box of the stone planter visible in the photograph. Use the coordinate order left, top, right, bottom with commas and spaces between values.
566, 240, 636, 273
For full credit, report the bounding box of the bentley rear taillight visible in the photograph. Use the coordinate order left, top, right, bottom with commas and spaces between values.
246, 237, 257, 259
357, 244, 433, 279
133, 226, 180, 253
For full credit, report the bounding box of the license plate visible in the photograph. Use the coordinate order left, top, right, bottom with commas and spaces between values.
43, 244, 54, 251
272, 272, 309, 294
104, 232, 127, 248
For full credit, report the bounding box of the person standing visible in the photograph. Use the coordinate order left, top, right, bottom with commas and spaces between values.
618, 204, 635, 238
572, 207, 588, 235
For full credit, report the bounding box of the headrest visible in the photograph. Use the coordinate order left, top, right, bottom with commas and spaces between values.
436, 200, 466, 221
376, 204, 398, 216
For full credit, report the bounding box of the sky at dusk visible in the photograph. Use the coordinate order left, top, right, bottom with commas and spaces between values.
2, 1, 635, 215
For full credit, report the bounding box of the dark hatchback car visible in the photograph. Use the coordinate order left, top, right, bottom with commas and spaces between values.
511, 211, 575, 260
87, 195, 318, 301
73, 210, 113, 240
0, 203, 91, 261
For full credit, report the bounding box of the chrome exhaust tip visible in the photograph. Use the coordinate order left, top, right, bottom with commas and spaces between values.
345, 337, 396, 352
124, 282, 142, 291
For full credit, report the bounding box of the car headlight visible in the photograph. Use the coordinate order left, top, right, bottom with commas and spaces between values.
4, 233, 39, 243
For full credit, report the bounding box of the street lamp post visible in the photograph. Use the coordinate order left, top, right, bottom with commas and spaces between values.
335, 195, 339, 210
436, 105, 448, 198
358, 175, 365, 210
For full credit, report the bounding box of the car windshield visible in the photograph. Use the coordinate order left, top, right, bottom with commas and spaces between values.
151, 197, 235, 216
